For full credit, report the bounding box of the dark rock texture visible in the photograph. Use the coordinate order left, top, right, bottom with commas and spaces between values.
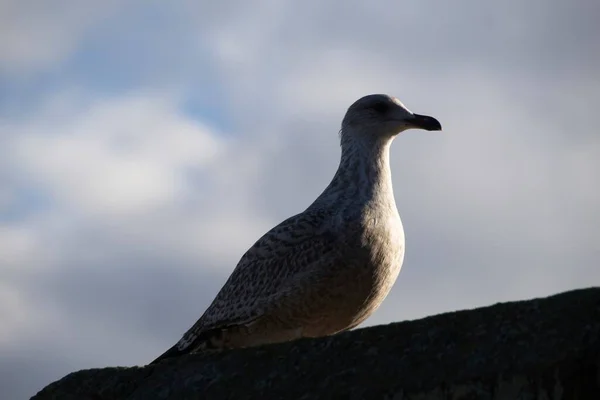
32, 288, 600, 399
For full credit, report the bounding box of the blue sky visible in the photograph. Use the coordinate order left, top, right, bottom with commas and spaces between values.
1, 1, 599, 398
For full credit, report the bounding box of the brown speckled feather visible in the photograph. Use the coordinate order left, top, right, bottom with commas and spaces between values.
192, 209, 342, 333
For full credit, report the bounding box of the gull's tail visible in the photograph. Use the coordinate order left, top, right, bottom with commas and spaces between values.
149, 344, 189, 365
149, 326, 230, 365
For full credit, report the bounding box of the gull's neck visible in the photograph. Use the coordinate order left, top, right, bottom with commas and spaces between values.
310, 128, 396, 210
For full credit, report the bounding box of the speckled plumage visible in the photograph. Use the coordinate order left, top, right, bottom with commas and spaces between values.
151, 94, 441, 364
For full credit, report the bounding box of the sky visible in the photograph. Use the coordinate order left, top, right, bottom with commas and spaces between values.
1, 1, 599, 398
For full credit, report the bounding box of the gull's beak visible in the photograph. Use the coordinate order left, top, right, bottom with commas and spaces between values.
409, 113, 442, 131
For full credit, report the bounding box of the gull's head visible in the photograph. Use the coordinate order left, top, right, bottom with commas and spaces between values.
341, 94, 442, 139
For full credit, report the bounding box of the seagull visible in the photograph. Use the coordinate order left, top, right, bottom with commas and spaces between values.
150, 94, 441, 364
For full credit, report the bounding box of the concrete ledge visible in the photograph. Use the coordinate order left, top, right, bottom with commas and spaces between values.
31, 287, 600, 399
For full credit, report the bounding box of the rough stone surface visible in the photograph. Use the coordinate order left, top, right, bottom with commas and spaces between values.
32, 288, 600, 400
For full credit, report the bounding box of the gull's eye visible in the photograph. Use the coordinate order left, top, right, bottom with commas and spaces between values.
372, 102, 389, 114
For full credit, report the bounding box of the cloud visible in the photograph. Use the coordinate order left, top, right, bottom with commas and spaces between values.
0, 0, 128, 75
10, 94, 221, 216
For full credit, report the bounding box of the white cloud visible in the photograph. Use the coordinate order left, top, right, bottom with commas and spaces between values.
9, 95, 222, 216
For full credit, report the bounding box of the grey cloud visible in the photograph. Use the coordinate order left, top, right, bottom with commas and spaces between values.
196, 0, 600, 77
0, 0, 129, 74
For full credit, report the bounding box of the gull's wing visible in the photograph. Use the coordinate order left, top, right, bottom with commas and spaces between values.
151, 208, 343, 363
